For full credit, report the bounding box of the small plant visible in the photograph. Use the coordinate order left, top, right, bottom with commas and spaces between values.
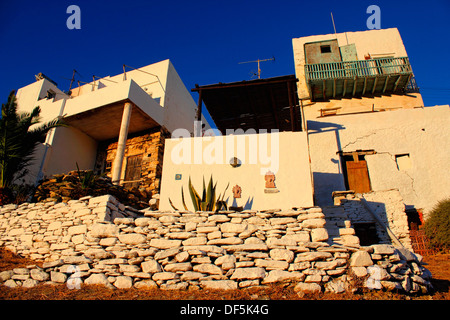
169, 176, 229, 212
76, 162, 97, 190
424, 198, 450, 251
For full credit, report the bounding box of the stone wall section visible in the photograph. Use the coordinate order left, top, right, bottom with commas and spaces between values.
0, 195, 431, 294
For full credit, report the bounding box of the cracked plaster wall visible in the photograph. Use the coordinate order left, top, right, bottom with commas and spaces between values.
308, 105, 450, 218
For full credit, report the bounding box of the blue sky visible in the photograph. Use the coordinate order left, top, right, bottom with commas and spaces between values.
1, 0, 449, 116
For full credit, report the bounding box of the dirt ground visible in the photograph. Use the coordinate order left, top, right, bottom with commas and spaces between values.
0, 247, 448, 300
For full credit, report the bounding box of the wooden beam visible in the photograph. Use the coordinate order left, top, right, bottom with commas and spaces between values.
371, 77, 378, 95
352, 77, 357, 97
322, 79, 327, 100
362, 77, 367, 96
343, 79, 347, 97
382, 75, 390, 94
287, 81, 295, 132
196, 89, 203, 121
393, 75, 402, 92
333, 79, 336, 98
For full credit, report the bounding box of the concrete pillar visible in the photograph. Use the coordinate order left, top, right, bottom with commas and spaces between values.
112, 102, 133, 185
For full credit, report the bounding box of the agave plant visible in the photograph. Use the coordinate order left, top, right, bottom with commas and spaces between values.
169, 176, 229, 212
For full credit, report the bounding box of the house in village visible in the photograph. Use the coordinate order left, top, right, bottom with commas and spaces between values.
15, 60, 209, 197
13, 28, 449, 250
293, 28, 450, 246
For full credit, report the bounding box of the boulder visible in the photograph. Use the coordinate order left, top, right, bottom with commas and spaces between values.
231, 267, 266, 280
201, 280, 238, 290
349, 251, 373, 267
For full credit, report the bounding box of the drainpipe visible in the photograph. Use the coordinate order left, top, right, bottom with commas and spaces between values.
112, 102, 133, 185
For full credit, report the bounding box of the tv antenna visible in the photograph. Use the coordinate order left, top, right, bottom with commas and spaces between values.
238, 56, 275, 79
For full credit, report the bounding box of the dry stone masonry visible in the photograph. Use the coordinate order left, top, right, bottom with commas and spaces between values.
0, 194, 432, 294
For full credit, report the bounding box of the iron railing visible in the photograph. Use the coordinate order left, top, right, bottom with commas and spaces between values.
305, 57, 413, 81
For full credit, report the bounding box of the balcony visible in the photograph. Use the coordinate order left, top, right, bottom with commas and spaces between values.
305, 57, 415, 101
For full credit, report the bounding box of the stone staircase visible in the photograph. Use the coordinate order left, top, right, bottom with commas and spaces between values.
322, 206, 360, 247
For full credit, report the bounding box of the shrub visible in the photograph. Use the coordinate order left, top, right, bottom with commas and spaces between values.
424, 198, 450, 251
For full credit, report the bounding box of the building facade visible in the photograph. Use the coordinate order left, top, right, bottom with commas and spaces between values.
293, 28, 450, 221
15, 60, 206, 195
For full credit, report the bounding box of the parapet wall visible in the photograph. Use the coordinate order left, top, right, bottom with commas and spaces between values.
0, 195, 432, 294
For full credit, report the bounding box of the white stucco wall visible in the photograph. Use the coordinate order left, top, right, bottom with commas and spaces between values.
308, 105, 450, 217
159, 131, 314, 211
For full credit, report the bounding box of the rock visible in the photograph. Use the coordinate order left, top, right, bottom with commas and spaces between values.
180, 271, 205, 281
149, 239, 182, 249
182, 237, 207, 246
269, 249, 294, 262
167, 232, 194, 240
295, 252, 332, 262
261, 270, 304, 283
208, 237, 243, 245
0, 270, 13, 282
215, 255, 236, 266
220, 223, 247, 233
231, 267, 266, 280
294, 282, 322, 294
114, 276, 133, 289
85, 273, 114, 288
193, 264, 223, 275
154, 248, 181, 261
325, 279, 346, 293
310, 228, 328, 242
270, 217, 296, 225
396, 247, 418, 262
152, 272, 179, 281
118, 233, 147, 245
371, 244, 395, 255
68, 225, 87, 236
141, 260, 162, 273
349, 251, 373, 267
174, 251, 190, 263
119, 264, 141, 273
42, 259, 64, 269
223, 244, 268, 252
164, 263, 193, 272
30, 269, 50, 281
134, 280, 158, 289
22, 279, 39, 288
63, 256, 92, 265
301, 218, 326, 229
201, 280, 238, 290
50, 271, 67, 283
134, 217, 152, 227
254, 259, 289, 270
90, 223, 119, 238
351, 267, 368, 277
84, 248, 113, 260
3, 279, 18, 288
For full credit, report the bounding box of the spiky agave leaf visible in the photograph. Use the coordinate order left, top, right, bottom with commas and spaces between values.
181, 186, 188, 211
188, 176, 201, 211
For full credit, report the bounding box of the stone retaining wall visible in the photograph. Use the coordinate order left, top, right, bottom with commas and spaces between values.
0, 195, 432, 294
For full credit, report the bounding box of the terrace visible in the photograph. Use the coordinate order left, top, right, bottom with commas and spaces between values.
305, 57, 417, 101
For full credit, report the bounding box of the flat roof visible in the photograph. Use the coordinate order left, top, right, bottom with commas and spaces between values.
192, 75, 302, 133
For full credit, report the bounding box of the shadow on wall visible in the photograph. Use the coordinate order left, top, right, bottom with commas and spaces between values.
312, 172, 346, 206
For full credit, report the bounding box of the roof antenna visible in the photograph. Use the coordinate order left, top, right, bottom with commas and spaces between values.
331, 12, 337, 37
238, 56, 275, 79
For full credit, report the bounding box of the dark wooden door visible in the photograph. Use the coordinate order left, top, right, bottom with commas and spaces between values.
346, 160, 371, 193
124, 154, 143, 188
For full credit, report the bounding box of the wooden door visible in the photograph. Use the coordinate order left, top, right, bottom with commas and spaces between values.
124, 154, 143, 188
346, 160, 371, 193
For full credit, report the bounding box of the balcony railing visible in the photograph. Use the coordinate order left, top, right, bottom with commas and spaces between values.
304, 57, 415, 101
305, 57, 412, 81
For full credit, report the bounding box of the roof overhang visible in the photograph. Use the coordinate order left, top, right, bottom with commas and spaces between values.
63, 79, 164, 141
192, 75, 302, 134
